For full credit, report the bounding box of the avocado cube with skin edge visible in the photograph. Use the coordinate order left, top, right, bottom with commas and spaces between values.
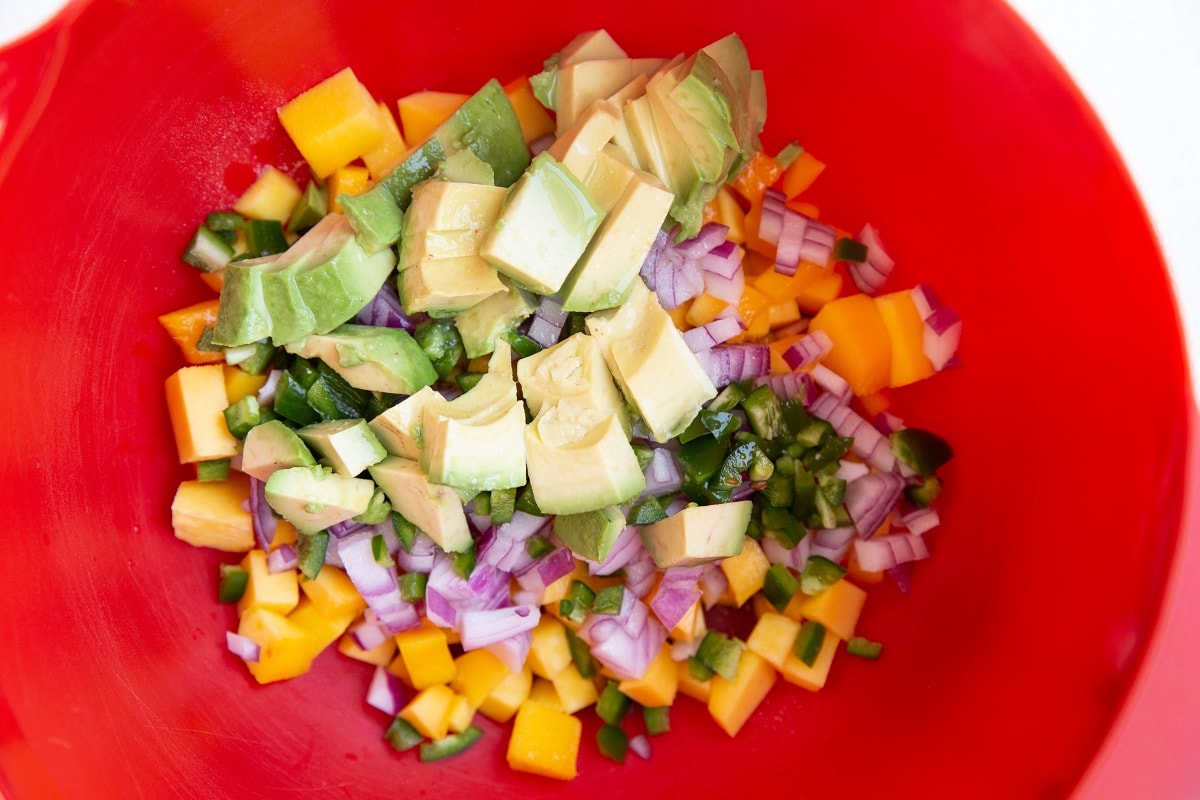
297, 419, 386, 478
263, 465, 375, 535
547, 100, 623, 182
398, 254, 507, 316
554, 58, 668, 136
367, 456, 472, 553
399, 181, 508, 271
368, 385, 441, 459
639, 501, 751, 569
285, 324, 438, 396
455, 278, 539, 359
240, 419, 317, 482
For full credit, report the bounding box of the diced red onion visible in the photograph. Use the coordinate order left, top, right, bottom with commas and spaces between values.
511, 588, 542, 606
256, 369, 284, 407
527, 296, 568, 348
699, 252, 745, 305
652, 248, 705, 311
486, 629, 533, 674
675, 222, 730, 258
761, 534, 812, 572
459, 605, 540, 651
351, 617, 391, 652
588, 525, 642, 576
888, 562, 915, 594
835, 460, 870, 482
844, 472, 906, 539
622, 549, 659, 599
683, 315, 745, 353
923, 306, 963, 371
248, 477, 277, 553
697, 239, 742, 280
578, 599, 667, 681
811, 364, 852, 404
327, 519, 370, 539
366, 664, 407, 716
699, 567, 729, 609
848, 223, 895, 295
759, 189, 786, 247
649, 566, 704, 631
774, 206, 807, 272
853, 532, 931, 573
695, 343, 771, 389
641, 447, 684, 498
339, 531, 421, 633
875, 412, 906, 435
629, 734, 652, 760
395, 533, 437, 574
515, 546, 577, 600
671, 637, 703, 661
810, 527, 855, 563
225, 631, 261, 663
356, 281, 425, 331
910, 284, 942, 319
754, 371, 815, 403
810, 393, 897, 473
781, 330, 834, 371
898, 505, 941, 536
322, 534, 344, 568
663, 495, 690, 517
730, 480, 755, 501
424, 586, 458, 630
529, 133, 554, 156
266, 543, 298, 573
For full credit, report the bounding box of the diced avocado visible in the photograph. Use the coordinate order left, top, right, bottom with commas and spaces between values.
353, 485, 392, 524
263, 465, 375, 535
367, 456, 472, 553
586, 279, 716, 442
546, 99, 622, 180
399, 180, 508, 271
480, 152, 605, 295
285, 324, 437, 395
552, 505, 627, 563
516, 332, 629, 435
638, 501, 751, 568
368, 385, 439, 458
241, 419, 317, 482
621, 97, 674, 196
297, 418, 387, 477
530, 29, 628, 111
340, 183, 404, 254
454, 277, 538, 359
288, 181, 328, 233
437, 79, 530, 189
399, 255, 506, 316
215, 213, 396, 347
378, 137, 447, 210
435, 149, 495, 185
583, 146, 637, 214
560, 173, 673, 312
419, 340, 527, 492
554, 58, 667, 135
525, 403, 644, 515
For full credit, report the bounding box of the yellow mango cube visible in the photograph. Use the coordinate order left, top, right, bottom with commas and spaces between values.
361, 102, 407, 181
549, 663, 600, 714
277, 68, 385, 178
399, 684, 456, 740
719, 538, 771, 607
222, 364, 269, 404
541, 571, 575, 608
746, 612, 801, 670
780, 627, 839, 691
237, 549, 299, 616
233, 165, 301, 221
791, 579, 867, 641
171, 474, 254, 552
395, 626, 457, 690
269, 519, 298, 550
386, 650, 411, 684
875, 290, 936, 389
397, 90, 468, 146
478, 664, 533, 724
506, 700, 582, 781
287, 597, 356, 660
328, 164, 370, 213
668, 600, 705, 643
527, 677, 563, 710
677, 658, 713, 703
707, 649, 777, 737
298, 565, 366, 619
237, 606, 314, 684
446, 693, 476, 734
165, 364, 239, 464
528, 615, 572, 680
618, 645, 679, 708
768, 299, 802, 330
337, 630, 397, 667
450, 649, 511, 709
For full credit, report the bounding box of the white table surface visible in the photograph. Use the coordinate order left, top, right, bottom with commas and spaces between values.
1, 1, 1197, 797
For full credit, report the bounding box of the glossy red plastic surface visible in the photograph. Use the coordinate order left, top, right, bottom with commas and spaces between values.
0, 1, 1194, 798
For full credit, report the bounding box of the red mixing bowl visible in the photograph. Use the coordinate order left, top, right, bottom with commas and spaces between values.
0, 1, 1196, 797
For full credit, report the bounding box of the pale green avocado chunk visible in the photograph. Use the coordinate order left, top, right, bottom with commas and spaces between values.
435, 149, 495, 185
340, 183, 404, 254
454, 277, 538, 359
525, 403, 644, 516
297, 418, 387, 478
638, 501, 751, 568
213, 213, 396, 347
419, 340, 527, 493
241, 420, 316, 482
553, 505, 627, 563
516, 331, 629, 436
398, 180, 508, 271
263, 465, 375, 535
479, 152, 605, 296
285, 324, 438, 394
586, 279, 716, 443
398, 255, 505, 317
368, 385, 441, 459
367, 455, 472, 553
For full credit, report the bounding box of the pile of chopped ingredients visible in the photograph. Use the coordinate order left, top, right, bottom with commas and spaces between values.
160, 30, 961, 780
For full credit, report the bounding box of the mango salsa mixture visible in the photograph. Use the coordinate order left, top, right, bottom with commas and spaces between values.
160, 29, 960, 780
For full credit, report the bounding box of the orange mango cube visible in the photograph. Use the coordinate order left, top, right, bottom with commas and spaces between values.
780, 626, 840, 691
506, 700, 582, 781
719, 537, 771, 607
164, 364, 239, 463
236, 606, 314, 684
170, 474, 255, 552
504, 77, 555, 143
298, 565, 366, 619
478, 664, 533, 724
875, 290, 936, 388
277, 68, 385, 178
618, 645, 679, 708
233, 165, 301, 221
158, 299, 224, 365
707, 649, 777, 737
395, 626, 457, 690
808, 293, 892, 396
397, 90, 468, 146
450, 649, 511, 709
361, 102, 408, 181
399, 684, 456, 740
237, 548, 300, 615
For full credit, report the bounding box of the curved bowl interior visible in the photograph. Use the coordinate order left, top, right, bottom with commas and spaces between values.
0, 0, 1190, 798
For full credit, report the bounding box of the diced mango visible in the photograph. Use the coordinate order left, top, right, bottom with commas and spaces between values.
859, 390, 891, 417
788, 579, 868, 642
237, 606, 314, 684
165, 364, 239, 464
386, 650, 411, 683
768, 299, 801, 329
399, 684, 456, 740
237, 549, 299, 615
299, 565, 367, 619
781, 151, 825, 198
397, 90, 468, 146
618, 645, 678, 708
527, 677, 563, 710
677, 658, 713, 703
277, 68, 385, 178
446, 692, 476, 734
874, 290, 936, 388
528, 615, 573, 680
158, 299, 224, 365
719, 538, 771, 607
668, 599, 704, 643
171, 474, 254, 552
287, 597, 356, 660
728, 151, 783, 205
808, 293, 892, 396
684, 293, 729, 327
549, 663, 600, 714
479, 664, 533, 724
450, 649, 511, 709
222, 364, 268, 404
337, 629, 397, 667
787, 199, 820, 218
361, 102, 407, 181
667, 301, 692, 331
746, 612, 801, 670
327, 164, 370, 213
793, 269, 844, 316
395, 626, 457, 690
846, 545, 885, 586
504, 77, 555, 143
707, 649, 777, 737
269, 519, 298, 549
768, 334, 805, 375
706, 186, 746, 243
780, 627, 839, 691
233, 165, 301, 221
506, 700, 582, 781
541, 571, 575, 607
